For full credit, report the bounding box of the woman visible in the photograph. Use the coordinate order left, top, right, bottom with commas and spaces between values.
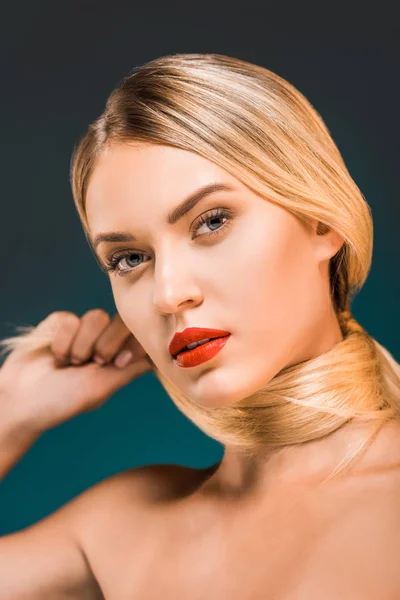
0, 52, 400, 599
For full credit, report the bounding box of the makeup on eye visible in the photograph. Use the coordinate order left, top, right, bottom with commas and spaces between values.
102, 206, 235, 277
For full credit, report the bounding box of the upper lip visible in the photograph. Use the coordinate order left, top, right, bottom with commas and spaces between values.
169, 327, 231, 358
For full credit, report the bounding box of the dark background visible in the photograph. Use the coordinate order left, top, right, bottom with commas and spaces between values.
0, 1, 398, 534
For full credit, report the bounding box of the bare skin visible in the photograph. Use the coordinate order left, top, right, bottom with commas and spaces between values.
82, 426, 400, 600
1, 142, 399, 598
1, 312, 400, 599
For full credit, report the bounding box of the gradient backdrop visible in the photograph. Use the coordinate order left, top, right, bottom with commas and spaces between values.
0, 1, 398, 535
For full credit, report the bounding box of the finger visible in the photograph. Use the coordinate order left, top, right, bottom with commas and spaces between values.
0, 312, 72, 369
69, 309, 111, 364
48, 312, 81, 363
111, 329, 150, 366
92, 312, 136, 364
79, 355, 154, 411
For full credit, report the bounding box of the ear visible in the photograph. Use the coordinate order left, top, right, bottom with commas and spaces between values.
309, 218, 345, 263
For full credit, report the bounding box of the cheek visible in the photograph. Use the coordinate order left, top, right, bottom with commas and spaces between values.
219, 223, 320, 325
219, 222, 325, 363
190, 231, 327, 407
112, 287, 155, 351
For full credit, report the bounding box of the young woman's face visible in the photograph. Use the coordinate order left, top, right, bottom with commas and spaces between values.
86, 142, 344, 407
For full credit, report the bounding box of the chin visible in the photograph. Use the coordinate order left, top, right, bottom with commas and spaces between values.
188, 366, 272, 409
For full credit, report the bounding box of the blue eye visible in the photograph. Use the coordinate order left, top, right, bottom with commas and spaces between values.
104, 207, 234, 277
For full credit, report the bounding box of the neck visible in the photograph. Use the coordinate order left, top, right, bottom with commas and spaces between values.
203, 310, 375, 500
208, 418, 378, 500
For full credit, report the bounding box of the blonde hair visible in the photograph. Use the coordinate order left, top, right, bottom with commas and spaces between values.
2, 53, 399, 484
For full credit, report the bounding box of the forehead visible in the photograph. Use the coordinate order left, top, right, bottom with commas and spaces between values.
85, 143, 241, 233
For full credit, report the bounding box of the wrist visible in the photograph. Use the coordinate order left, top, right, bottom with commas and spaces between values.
0, 388, 44, 447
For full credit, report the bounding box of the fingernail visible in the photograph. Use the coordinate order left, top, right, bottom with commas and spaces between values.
114, 349, 134, 368
93, 355, 105, 365
71, 358, 81, 365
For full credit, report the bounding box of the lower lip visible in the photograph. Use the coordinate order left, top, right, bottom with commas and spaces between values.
174, 335, 231, 368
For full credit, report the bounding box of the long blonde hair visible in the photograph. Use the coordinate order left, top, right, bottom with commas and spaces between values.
2, 53, 399, 483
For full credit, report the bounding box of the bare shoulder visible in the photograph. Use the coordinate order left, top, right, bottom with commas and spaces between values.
64, 462, 217, 595
0, 464, 202, 600
326, 418, 400, 506
360, 417, 400, 477
311, 419, 400, 596
85, 461, 215, 500
70, 461, 217, 547
71, 462, 215, 523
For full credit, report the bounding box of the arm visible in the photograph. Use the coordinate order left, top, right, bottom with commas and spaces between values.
0, 405, 41, 480
0, 308, 154, 599
0, 498, 104, 600
0, 417, 103, 599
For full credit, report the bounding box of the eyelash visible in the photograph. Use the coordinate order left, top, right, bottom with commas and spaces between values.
103, 207, 234, 277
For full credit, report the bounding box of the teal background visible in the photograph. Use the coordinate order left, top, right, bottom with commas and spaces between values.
0, 1, 398, 534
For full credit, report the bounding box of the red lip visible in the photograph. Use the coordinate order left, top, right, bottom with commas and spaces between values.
175, 335, 231, 368
169, 327, 231, 358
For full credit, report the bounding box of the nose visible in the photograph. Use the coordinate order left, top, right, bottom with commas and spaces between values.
152, 246, 203, 316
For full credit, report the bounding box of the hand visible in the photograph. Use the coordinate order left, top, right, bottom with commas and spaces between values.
0, 310, 153, 435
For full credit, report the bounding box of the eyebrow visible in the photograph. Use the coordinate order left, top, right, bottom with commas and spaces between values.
92, 182, 235, 251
